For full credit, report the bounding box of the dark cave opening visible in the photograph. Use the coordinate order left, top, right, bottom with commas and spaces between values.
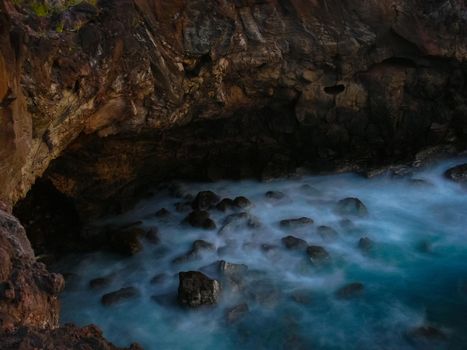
13, 180, 83, 261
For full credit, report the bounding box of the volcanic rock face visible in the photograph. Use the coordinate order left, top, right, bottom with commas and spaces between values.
0, 0, 466, 347
0, 208, 63, 332
0, 0, 465, 218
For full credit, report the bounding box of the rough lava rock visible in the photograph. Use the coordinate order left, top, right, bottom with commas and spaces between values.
336, 198, 369, 217
444, 163, 467, 185
178, 271, 221, 307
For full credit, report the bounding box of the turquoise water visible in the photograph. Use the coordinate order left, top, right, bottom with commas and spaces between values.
56, 158, 467, 349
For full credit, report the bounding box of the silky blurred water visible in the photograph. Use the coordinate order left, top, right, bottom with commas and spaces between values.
55, 158, 467, 350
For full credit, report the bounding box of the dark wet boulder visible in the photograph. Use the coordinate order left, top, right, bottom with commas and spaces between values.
406, 325, 447, 346
219, 260, 248, 275
248, 279, 281, 307
175, 201, 192, 213
335, 282, 364, 299
219, 212, 261, 235
89, 277, 112, 290
145, 228, 160, 245
225, 303, 249, 324
265, 190, 286, 201
184, 210, 216, 230
290, 289, 313, 305
178, 271, 221, 307
150, 273, 169, 285
216, 198, 235, 212
358, 237, 374, 252
317, 226, 338, 240
306, 245, 330, 264
299, 184, 320, 196
444, 163, 467, 184
336, 198, 368, 217
280, 217, 314, 229
193, 239, 216, 252
172, 240, 216, 265
154, 208, 170, 218
108, 227, 144, 255
281, 235, 308, 250
101, 287, 140, 306
339, 219, 355, 229
233, 196, 252, 209
192, 191, 221, 210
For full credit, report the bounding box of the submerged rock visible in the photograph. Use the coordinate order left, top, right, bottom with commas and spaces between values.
101, 287, 140, 306
290, 289, 313, 305
216, 198, 235, 212
108, 227, 145, 255
145, 228, 160, 245
172, 240, 216, 264
192, 191, 221, 210
150, 273, 169, 285
335, 282, 364, 299
154, 208, 171, 218
248, 279, 281, 307
406, 325, 448, 346
184, 210, 216, 230
89, 277, 112, 290
281, 235, 308, 250
219, 212, 261, 235
265, 191, 286, 201
444, 163, 467, 184
317, 225, 338, 240
299, 184, 320, 196
280, 217, 314, 229
178, 271, 221, 307
306, 245, 331, 264
358, 237, 374, 252
233, 196, 252, 209
336, 198, 368, 217
225, 303, 249, 324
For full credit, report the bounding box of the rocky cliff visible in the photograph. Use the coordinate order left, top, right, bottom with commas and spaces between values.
0, 0, 467, 348
1, 0, 466, 216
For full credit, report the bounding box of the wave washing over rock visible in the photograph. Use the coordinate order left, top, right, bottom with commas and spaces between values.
54, 158, 467, 350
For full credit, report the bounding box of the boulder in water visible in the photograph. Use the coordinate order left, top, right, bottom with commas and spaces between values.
216, 198, 235, 212
317, 225, 338, 240
101, 287, 140, 306
219, 212, 261, 235
280, 217, 314, 229
358, 237, 374, 252
281, 235, 308, 250
108, 227, 144, 255
225, 303, 249, 324
335, 282, 364, 299
184, 210, 216, 230
306, 245, 330, 264
265, 190, 286, 201
178, 271, 221, 307
336, 198, 368, 217
444, 163, 467, 184
406, 325, 447, 346
290, 289, 313, 305
192, 191, 221, 210
172, 240, 215, 264
89, 277, 112, 290
145, 228, 160, 245
233, 196, 252, 209
154, 208, 170, 218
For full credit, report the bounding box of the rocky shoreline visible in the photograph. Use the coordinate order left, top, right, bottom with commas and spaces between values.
0, 0, 467, 348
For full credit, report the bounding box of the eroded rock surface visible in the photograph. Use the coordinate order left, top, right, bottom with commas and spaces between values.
0, 0, 465, 221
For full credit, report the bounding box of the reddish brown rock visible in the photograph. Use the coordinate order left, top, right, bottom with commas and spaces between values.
0, 324, 142, 350
0, 209, 63, 332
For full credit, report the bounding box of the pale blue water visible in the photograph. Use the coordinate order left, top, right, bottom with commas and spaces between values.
56, 158, 467, 350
